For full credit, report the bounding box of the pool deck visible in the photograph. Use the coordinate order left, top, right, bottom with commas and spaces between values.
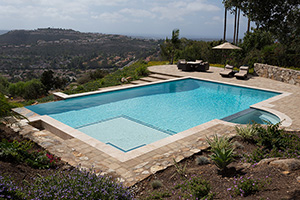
13, 65, 300, 187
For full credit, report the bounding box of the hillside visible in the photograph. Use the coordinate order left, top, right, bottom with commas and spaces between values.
0, 28, 83, 45
0, 28, 162, 82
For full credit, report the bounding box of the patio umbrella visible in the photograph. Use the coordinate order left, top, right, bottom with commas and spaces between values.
212, 42, 242, 67
212, 42, 242, 50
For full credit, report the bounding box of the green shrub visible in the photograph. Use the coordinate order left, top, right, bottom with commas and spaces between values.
242, 123, 300, 164
228, 175, 270, 197
195, 156, 210, 165
151, 180, 163, 189
175, 176, 214, 200
65, 60, 150, 95
254, 122, 285, 150
210, 148, 234, 170
0, 139, 60, 169
135, 65, 149, 77
206, 135, 234, 170
206, 134, 233, 151
145, 190, 171, 199
173, 158, 187, 178
22, 79, 47, 100
235, 124, 258, 142
0, 93, 26, 123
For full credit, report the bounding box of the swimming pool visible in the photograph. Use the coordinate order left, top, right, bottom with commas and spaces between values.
26, 78, 280, 152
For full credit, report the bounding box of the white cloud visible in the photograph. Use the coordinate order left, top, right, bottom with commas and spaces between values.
94, 12, 126, 23
151, 0, 220, 21
186, 0, 220, 12
120, 8, 155, 19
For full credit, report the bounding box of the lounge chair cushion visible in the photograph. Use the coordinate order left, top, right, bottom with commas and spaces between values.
220, 65, 234, 76
234, 66, 249, 79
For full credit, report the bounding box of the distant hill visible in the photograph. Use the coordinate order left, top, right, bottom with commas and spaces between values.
0, 30, 9, 35
0, 28, 161, 82
0, 28, 84, 45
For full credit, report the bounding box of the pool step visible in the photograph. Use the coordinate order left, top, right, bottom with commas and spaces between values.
148, 73, 174, 80
130, 80, 148, 85
139, 77, 162, 82
150, 71, 183, 78
130, 72, 183, 85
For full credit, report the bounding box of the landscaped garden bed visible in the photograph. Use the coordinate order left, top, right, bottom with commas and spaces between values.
134, 124, 300, 199
1, 122, 300, 199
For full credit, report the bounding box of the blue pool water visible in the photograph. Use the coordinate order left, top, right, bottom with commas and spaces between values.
27, 78, 280, 152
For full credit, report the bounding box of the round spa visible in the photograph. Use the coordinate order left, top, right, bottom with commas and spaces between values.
223, 108, 280, 125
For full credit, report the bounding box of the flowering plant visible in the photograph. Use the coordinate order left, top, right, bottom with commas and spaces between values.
227, 175, 270, 197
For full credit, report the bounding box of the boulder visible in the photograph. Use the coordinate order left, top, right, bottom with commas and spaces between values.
257, 158, 281, 166
269, 159, 300, 171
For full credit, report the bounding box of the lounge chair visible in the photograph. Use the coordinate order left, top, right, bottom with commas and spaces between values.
177, 59, 187, 69
220, 64, 234, 77
234, 66, 249, 79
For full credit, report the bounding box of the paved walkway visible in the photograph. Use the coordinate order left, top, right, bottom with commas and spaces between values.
14, 65, 300, 187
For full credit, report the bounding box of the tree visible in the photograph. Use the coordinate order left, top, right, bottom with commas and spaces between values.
23, 79, 46, 100
40, 70, 55, 91
233, 7, 237, 44
8, 81, 25, 97
223, 7, 228, 41
223, 0, 300, 43
236, 8, 241, 44
0, 75, 9, 94
160, 29, 181, 64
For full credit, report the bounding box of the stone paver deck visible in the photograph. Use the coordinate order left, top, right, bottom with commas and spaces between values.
14, 65, 300, 187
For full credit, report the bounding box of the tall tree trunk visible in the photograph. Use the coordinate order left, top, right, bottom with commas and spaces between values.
223, 7, 227, 42
236, 8, 240, 44
233, 7, 237, 44
247, 17, 251, 33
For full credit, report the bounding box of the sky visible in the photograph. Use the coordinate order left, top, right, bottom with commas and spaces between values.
0, 0, 252, 39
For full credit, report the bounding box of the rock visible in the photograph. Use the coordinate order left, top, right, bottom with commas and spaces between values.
72, 151, 83, 157
233, 141, 244, 149
134, 162, 149, 169
236, 162, 251, 170
150, 165, 164, 174
190, 149, 201, 153
107, 169, 116, 173
141, 170, 149, 175
297, 176, 300, 183
175, 155, 184, 162
56, 149, 64, 153
99, 172, 107, 176
134, 168, 144, 173
281, 171, 290, 175
162, 161, 170, 166
117, 177, 125, 183
257, 158, 281, 166
269, 159, 300, 171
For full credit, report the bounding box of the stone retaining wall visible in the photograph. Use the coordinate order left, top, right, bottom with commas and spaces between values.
254, 63, 300, 86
